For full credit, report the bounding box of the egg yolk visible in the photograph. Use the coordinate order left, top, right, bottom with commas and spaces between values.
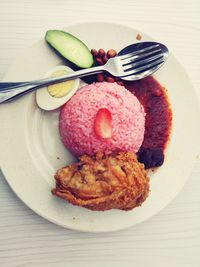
47, 70, 75, 98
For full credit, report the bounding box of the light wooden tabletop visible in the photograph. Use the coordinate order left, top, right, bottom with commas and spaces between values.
0, 0, 200, 266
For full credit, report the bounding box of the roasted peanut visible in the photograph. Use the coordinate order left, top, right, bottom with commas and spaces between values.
107, 49, 117, 58
96, 57, 104, 65
98, 48, 105, 57
96, 73, 105, 82
91, 48, 98, 57
102, 55, 108, 64
136, 33, 142, 40
106, 76, 115, 83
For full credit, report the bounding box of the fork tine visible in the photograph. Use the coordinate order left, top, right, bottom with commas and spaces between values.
121, 48, 162, 65
119, 44, 160, 60
122, 57, 165, 76
122, 65, 163, 81
123, 53, 164, 71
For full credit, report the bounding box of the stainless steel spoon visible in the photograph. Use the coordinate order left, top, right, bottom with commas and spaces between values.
0, 41, 168, 103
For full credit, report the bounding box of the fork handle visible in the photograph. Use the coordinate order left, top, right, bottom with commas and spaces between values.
0, 85, 35, 103
0, 65, 105, 103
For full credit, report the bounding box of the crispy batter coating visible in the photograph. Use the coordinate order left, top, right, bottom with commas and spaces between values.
52, 152, 150, 211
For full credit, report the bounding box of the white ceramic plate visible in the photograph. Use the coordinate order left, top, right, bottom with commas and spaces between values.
0, 22, 200, 233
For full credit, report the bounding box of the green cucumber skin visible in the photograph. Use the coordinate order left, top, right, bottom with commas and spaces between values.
45, 30, 94, 69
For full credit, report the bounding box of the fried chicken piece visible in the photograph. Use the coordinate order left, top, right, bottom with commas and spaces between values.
52, 152, 150, 211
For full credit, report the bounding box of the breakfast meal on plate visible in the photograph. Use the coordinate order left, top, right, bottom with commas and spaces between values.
43, 30, 172, 211
52, 152, 149, 211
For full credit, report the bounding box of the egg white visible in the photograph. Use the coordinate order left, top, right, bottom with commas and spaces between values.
36, 65, 80, 111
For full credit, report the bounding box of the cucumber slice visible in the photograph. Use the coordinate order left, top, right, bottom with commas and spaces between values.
45, 30, 94, 68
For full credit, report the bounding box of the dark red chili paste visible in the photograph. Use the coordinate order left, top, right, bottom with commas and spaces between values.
125, 76, 172, 169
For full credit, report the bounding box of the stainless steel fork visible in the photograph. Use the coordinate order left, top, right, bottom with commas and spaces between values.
0, 42, 168, 103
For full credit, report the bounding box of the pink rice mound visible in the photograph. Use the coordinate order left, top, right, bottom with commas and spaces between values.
59, 82, 145, 157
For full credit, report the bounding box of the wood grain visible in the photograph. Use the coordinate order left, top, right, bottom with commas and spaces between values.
0, 0, 200, 266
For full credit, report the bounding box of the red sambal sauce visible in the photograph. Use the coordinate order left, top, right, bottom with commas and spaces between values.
125, 76, 172, 169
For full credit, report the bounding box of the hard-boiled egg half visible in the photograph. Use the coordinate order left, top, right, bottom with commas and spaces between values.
36, 65, 80, 110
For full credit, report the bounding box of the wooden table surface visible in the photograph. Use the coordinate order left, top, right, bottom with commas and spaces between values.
0, 0, 200, 266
